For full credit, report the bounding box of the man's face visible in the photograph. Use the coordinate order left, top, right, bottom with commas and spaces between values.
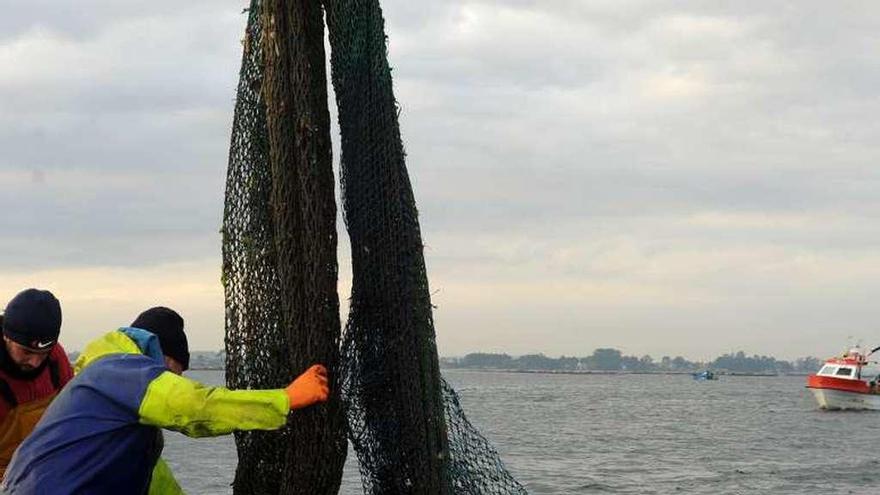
4, 337, 51, 372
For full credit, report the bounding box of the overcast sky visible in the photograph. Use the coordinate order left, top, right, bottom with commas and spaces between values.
2, 1, 880, 360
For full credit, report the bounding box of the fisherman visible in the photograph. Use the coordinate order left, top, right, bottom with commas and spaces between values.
0, 289, 73, 477
2, 306, 329, 494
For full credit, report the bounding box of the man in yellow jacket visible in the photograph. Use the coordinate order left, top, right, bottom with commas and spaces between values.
1, 307, 328, 494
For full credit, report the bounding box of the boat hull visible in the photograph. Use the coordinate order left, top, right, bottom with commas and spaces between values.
809, 387, 880, 410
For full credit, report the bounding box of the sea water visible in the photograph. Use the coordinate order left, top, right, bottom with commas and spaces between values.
163, 370, 880, 494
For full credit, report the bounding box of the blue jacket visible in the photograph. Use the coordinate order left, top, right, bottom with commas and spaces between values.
1, 328, 289, 494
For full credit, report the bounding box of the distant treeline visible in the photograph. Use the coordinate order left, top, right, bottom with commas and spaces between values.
440, 349, 822, 374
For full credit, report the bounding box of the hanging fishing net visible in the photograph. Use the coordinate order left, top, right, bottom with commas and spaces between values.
224, 0, 527, 493
222, 1, 346, 493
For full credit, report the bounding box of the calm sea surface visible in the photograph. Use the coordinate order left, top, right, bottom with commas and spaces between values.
164, 370, 880, 494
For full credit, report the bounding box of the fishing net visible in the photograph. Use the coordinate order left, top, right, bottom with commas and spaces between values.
222, 1, 346, 493
224, 0, 527, 493
324, 2, 527, 490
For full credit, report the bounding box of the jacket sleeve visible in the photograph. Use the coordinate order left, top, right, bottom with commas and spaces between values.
148, 458, 185, 495
137, 371, 289, 437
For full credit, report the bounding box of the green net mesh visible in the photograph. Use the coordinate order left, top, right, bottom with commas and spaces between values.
222, 5, 285, 491
224, 1, 527, 493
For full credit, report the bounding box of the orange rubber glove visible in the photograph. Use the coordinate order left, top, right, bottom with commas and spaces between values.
285, 364, 330, 410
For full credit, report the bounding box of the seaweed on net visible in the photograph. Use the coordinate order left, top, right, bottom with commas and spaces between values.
222, 2, 345, 493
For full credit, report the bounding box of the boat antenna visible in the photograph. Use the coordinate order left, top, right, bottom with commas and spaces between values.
869, 345, 880, 356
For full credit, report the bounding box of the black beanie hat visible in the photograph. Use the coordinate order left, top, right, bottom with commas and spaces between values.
3, 289, 62, 350
131, 307, 189, 371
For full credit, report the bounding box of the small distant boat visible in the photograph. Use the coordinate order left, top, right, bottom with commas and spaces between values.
806, 345, 880, 410
692, 370, 717, 381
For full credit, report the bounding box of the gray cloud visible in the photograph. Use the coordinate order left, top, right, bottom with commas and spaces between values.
3, 1, 880, 357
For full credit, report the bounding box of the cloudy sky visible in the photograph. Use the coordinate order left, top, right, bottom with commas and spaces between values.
2, 1, 879, 360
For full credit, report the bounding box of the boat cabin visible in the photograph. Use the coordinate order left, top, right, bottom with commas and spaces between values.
816, 363, 860, 380
817, 347, 871, 381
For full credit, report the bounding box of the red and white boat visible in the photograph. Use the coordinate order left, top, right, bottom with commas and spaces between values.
806, 346, 880, 410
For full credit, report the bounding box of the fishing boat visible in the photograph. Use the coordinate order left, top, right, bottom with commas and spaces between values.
692, 370, 717, 381
806, 345, 880, 410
